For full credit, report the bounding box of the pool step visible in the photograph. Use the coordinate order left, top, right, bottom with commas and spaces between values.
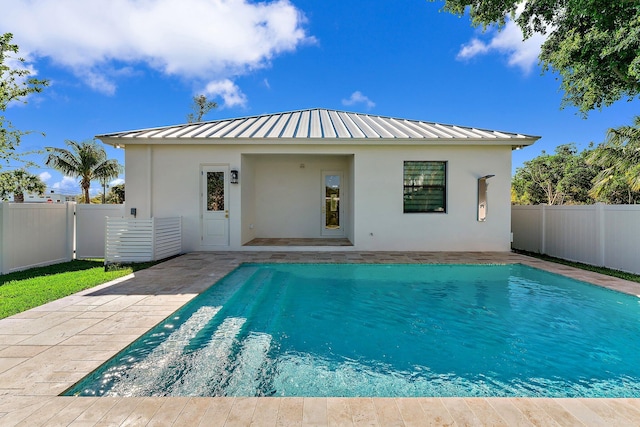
106, 267, 280, 397
168, 316, 247, 396
224, 332, 272, 396
165, 268, 278, 396
107, 305, 221, 396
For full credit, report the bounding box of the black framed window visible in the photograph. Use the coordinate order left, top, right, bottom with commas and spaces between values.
403, 161, 446, 213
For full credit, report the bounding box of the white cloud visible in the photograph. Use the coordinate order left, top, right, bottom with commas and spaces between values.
342, 91, 375, 109
457, 18, 546, 74
110, 178, 125, 186
38, 171, 52, 182
204, 79, 248, 108
0, 0, 312, 96
457, 38, 490, 59
52, 176, 80, 195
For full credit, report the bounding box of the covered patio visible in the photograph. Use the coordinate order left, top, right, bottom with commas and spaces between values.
239, 153, 355, 246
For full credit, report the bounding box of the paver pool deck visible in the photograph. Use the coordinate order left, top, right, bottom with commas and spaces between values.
1, 251, 640, 426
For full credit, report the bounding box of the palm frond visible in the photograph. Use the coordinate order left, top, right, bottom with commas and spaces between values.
44, 139, 122, 203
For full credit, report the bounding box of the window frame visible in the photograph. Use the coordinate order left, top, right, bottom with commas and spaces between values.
403, 160, 447, 214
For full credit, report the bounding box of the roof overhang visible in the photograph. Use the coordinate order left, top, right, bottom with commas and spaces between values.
97, 108, 540, 150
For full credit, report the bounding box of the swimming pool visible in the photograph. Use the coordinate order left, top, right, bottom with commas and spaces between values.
65, 263, 640, 398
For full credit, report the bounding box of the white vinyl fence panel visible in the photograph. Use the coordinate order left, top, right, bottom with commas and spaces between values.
76, 204, 125, 259
512, 204, 640, 274
543, 206, 600, 266
509, 205, 542, 253
105, 217, 182, 264
603, 205, 640, 274
0, 202, 74, 274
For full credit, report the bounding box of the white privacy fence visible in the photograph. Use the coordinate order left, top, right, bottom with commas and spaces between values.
0, 202, 182, 274
0, 202, 75, 274
105, 217, 182, 264
512, 204, 640, 274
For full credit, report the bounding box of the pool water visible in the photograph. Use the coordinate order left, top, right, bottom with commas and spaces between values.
65, 263, 640, 397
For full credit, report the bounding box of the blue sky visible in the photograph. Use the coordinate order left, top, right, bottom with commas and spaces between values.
2, 0, 638, 197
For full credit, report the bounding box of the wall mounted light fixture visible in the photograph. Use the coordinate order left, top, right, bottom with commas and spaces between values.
230, 169, 239, 184
477, 174, 495, 222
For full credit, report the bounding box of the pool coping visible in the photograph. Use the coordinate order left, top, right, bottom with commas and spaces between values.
1, 251, 639, 426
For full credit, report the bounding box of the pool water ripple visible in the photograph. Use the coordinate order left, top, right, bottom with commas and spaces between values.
65, 263, 640, 398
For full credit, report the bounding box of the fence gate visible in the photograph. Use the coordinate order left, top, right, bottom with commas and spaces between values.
75, 204, 125, 259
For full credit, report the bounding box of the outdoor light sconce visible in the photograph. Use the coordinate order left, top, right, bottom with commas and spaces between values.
477, 174, 495, 222
230, 169, 239, 184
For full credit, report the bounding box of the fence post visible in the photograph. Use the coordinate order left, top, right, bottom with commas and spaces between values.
0, 202, 6, 274
595, 202, 606, 267
104, 216, 111, 266
540, 204, 546, 254
66, 202, 76, 261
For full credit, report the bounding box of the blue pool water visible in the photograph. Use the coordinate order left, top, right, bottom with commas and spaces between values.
65, 263, 640, 397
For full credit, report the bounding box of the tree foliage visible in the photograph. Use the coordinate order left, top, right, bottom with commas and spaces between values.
0, 169, 46, 202
1, 33, 49, 166
588, 116, 640, 203
512, 144, 598, 205
107, 183, 125, 204
431, 0, 640, 114
513, 117, 640, 205
45, 140, 122, 204
187, 94, 217, 123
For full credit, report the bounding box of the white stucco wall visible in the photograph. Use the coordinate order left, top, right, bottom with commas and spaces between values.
123, 142, 512, 252
352, 145, 512, 251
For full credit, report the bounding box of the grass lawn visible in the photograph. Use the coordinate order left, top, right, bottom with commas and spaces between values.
0, 260, 156, 319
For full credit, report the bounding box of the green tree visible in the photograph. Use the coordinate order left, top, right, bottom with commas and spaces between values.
187, 94, 217, 123
1, 33, 48, 166
562, 147, 600, 204
45, 140, 122, 204
512, 144, 597, 205
106, 183, 125, 204
90, 193, 104, 204
0, 169, 46, 202
431, 0, 640, 114
588, 116, 640, 204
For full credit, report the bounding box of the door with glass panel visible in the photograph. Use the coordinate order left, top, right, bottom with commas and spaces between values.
321, 171, 344, 236
201, 166, 229, 245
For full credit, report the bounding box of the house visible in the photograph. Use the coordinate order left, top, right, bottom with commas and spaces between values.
8, 190, 76, 203
97, 108, 538, 252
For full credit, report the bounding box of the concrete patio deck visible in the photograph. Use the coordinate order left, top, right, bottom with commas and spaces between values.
1, 251, 640, 426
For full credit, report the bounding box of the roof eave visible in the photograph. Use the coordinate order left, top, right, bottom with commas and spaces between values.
98, 135, 540, 148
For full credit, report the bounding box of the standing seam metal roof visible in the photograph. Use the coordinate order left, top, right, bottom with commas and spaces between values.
96, 108, 540, 143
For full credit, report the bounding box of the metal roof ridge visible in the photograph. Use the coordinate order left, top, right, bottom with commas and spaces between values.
95, 108, 542, 141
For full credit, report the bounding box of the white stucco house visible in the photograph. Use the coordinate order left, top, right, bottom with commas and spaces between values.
97, 108, 538, 252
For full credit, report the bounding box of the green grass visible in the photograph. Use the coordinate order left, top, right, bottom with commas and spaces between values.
0, 260, 157, 319
513, 249, 640, 283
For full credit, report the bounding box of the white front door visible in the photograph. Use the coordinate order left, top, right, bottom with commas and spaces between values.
321, 171, 344, 236
202, 166, 229, 246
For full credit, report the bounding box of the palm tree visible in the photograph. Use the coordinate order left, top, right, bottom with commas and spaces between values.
45, 140, 122, 203
0, 169, 46, 202
588, 116, 640, 203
